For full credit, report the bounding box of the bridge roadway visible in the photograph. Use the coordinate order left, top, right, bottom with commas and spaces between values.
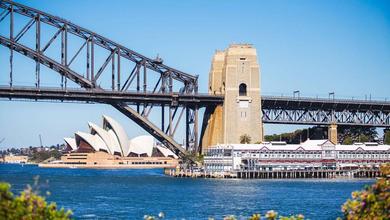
1, 86, 389, 127
0, 86, 222, 107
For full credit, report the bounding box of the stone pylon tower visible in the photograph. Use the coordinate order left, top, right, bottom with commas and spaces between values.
201, 44, 263, 152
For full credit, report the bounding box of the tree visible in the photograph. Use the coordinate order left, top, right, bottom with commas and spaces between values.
29, 149, 62, 163
358, 134, 369, 143
240, 134, 251, 144
0, 182, 72, 219
384, 130, 390, 145
342, 136, 353, 145
338, 126, 378, 144
264, 127, 327, 144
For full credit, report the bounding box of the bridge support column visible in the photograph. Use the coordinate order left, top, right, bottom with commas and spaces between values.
328, 123, 338, 144
201, 44, 263, 152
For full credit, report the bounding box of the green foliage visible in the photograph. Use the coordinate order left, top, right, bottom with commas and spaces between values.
240, 134, 252, 144
0, 181, 72, 220
337, 126, 378, 144
340, 163, 390, 220
182, 152, 204, 167
358, 134, 369, 143
264, 126, 378, 144
264, 127, 326, 144
29, 149, 62, 163
384, 130, 390, 145
342, 136, 353, 145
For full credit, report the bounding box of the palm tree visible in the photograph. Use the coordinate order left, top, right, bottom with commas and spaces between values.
240, 134, 251, 144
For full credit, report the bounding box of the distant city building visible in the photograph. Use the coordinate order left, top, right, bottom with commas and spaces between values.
2, 155, 28, 164
204, 140, 390, 172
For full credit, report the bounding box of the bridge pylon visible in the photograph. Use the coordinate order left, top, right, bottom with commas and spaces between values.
328, 123, 338, 144
201, 44, 263, 153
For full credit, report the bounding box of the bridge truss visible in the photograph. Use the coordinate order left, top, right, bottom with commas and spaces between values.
262, 96, 390, 127
0, 0, 216, 157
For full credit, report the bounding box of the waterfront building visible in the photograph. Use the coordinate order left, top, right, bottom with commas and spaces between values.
203, 139, 390, 172
2, 155, 28, 164
41, 115, 179, 169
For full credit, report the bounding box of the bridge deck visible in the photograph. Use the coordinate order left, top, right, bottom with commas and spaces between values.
0, 86, 223, 107
2, 86, 389, 112
262, 96, 390, 111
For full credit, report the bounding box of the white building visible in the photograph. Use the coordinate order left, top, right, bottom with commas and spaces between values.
64, 115, 178, 159
204, 140, 390, 172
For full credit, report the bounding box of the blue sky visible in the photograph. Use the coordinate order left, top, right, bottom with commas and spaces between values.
0, 0, 389, 148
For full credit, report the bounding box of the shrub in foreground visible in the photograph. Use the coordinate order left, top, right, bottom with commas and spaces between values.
0, 182, 71, 220
340, 163, 390, 220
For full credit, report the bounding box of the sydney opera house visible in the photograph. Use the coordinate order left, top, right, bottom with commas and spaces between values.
39, 115, 178, 169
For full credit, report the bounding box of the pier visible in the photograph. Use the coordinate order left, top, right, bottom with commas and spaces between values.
165, 168, 381, 179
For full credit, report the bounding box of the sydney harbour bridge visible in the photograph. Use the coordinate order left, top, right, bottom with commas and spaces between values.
0, 0, 389, 158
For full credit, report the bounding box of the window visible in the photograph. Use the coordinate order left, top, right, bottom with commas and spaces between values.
239, 83, 247, 96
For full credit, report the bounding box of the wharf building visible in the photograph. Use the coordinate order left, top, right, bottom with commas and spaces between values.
203, 139, 390, 172
40, 115, 178, 169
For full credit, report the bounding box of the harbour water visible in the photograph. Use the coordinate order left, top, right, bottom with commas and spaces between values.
0, 164, 374, 220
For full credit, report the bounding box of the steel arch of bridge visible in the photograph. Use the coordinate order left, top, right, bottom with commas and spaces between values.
0, 0, 211, 157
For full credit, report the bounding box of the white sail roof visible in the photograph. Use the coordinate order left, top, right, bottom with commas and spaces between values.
107, 129, 123, 155
128, 135, 154, 157
156, 145, 178, 159
64, 137, 77, 151
103, 115, 129, 156
75, 131, 109, 153
65, 115, 179, 158
88, 122, 122, 155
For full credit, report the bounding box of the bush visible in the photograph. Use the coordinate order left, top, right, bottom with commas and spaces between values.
0, 181, 72, 220
340, 163, 390, 220
240, 134, 252, 144
29, 149, 62, 163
